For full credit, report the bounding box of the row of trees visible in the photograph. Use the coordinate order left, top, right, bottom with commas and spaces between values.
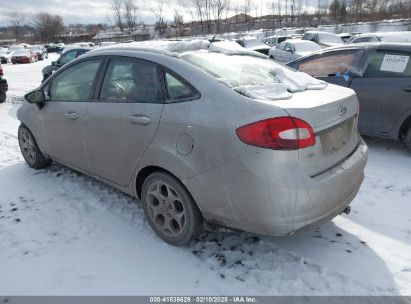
5, 0, 411, 42
7, 10, 65, 42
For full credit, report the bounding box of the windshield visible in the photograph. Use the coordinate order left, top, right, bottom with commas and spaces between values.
295, 42, 321, 53
30, 46, 41, 51
319, 33, 344, 44
182, 52, 294, 87
14, 50, 30, 55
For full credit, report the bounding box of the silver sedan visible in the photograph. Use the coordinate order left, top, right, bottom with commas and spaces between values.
17, 41, 368, 245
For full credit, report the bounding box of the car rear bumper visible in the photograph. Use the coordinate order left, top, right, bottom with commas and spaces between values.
185, 138, 368, 236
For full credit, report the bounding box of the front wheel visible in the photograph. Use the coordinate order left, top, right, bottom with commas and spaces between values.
141, 172, 203, 246
0, 92, 5, 103
18, 125, 52, 169
405, 125, 411, 152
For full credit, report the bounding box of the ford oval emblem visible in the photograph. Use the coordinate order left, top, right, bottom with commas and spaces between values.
338, 106, 347, 116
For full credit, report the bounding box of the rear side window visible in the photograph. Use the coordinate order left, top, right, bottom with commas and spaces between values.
50, 59, 101, 101
297, 51, 363, 77
363, 51, 411, 78
100, 58, 163, 103
164, 72, 199, 101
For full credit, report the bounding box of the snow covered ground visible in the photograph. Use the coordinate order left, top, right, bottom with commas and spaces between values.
0, 55, 410, 296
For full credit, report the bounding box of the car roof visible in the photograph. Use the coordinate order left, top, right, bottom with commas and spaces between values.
324, 42, 411, 52
287, 42, 411, 64
283, 39, 315, 45
87, 40, 268, 59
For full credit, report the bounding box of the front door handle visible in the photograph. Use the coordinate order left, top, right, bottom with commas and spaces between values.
402, 86, 411, 92
128, 114, 151, 125
65, 112, 79, 120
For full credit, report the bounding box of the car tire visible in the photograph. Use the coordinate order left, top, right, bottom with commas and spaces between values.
0, 92, 5, 103
141, 171, 203, 246
18, 125, 52, 169
405, 125, 411, 152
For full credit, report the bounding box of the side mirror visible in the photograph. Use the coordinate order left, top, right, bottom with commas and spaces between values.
25, 89, 46, 104
52, 61, 57, 66
285, 47, 292, 53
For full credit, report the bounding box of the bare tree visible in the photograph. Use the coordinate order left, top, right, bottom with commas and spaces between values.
7, 10, 26, 41
124, 0, 138, 30
149, 0, 167, 37
211, 0, 230, 34
32, 12, 65, 42
112, 0, 124, 32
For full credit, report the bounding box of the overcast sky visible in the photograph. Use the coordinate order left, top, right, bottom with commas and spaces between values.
0, 0, 281, 27
0, 0, 202, 27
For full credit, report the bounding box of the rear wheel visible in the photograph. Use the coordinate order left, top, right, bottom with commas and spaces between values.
405, 125, 411, 152
18, 125, 52, 169
141, 172, 203, 246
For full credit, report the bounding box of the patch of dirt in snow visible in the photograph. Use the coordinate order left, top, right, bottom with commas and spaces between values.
189, 232, 375, 295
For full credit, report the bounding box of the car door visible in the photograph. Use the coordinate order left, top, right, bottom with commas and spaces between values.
40, 58, 103, 171
349, 50, 411, 134
84, 57, 164, 187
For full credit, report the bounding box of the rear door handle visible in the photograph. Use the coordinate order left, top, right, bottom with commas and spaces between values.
402, 86, 411, 92
128, 114, 151, 125
65, 112, 79, 120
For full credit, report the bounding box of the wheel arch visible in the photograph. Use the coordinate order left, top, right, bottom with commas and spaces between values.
398, 113, 411, 140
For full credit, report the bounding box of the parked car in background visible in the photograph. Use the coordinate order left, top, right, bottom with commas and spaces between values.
11, 49, 38, 64
0, 48, 12, 64
287, 43, 411, 151
19, 40, 367, 245
99, 41, 118, 47
0, 64, 8, 103
235, 36, 271, 55
18, 43, 30, 49
42, 47, 91, 81
30, 45, 48, 60
338, 33, 356, 43
45, 43, 63, 53
302, 31, 345, 48
9, 45, 25, 54
349, 35, 381, 44
269, 40, 322, 63
264, 35, 291, 47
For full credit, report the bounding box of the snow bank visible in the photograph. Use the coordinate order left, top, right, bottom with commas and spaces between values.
271, 67, 328, 92
234, 83, 292, 101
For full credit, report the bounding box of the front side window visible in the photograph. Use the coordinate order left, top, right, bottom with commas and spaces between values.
297, 51, 363, 77
363, 51, 411, 78
100, 58, 162, 103
50, 59, 101, 101
276, 42, 285, 50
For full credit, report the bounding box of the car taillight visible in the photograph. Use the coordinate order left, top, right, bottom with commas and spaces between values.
236, 116, 316, 150
0, 66, 3, 77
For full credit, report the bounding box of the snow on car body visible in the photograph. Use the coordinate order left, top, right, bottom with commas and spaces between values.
17, 40, 368, 245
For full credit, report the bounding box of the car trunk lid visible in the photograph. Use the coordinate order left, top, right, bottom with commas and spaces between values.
269, 84, 359, 176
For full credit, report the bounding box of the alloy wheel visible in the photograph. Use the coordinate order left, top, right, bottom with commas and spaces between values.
145, 180, 187, 238
19, 128, 36, 166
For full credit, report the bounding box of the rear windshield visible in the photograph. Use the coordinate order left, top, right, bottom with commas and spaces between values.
295, 42, 321, 53
182, 52, 295, 87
